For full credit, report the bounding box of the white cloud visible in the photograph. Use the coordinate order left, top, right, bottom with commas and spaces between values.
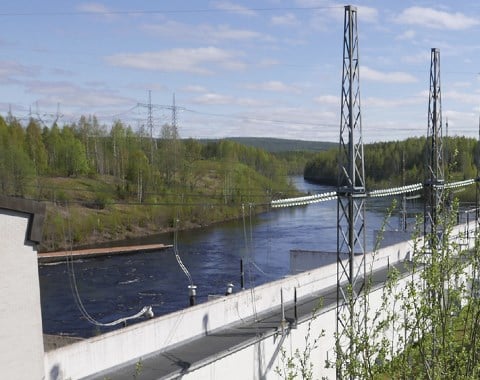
396, 7, 479, 30
210, 1, 257, 17
143, 21, 271, 43
243, 81, 300, 93
443, 110, 479, 135
0, 61, 35, 81
363, 96, 422, 109
397, 29, 416, 40
444, 90, 479, 105
313, 95, 338, 106
76, 2, 118, 20
77, 2, 110, 14
127, 82, 166, 92
257, 59, 280, 67
190, 92, 271, 107
401, 52, 429, 64
452, 81, 472, 89
105, 47, 246, 74
192, 93, 234, 105
181, 85, 209, 93
357, 6, 379, 24
361, 66, 417, 84
26, 80, 132, 108
271, 13, 299, 26
236, 98, 272, 107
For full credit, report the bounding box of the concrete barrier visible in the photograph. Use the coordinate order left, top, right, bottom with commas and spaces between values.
44, 221, 477, 379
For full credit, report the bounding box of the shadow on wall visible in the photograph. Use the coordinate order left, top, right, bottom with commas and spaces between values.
49, 363, 62, 380
203, 313, 209, 336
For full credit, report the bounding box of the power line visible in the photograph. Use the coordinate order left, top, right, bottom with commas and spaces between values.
0, 6, 342, 18
183, 108, 337, 128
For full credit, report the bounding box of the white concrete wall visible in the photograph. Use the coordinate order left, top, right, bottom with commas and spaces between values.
44, 221, 477, 380
0, 210, 45, 380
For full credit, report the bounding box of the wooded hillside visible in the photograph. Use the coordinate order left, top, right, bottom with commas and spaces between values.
0, 115, 297, 251
304, 136, 479, 189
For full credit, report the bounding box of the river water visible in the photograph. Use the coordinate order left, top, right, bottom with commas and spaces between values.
39, 177, 407, 338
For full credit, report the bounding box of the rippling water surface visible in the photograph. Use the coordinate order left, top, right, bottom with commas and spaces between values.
39, 177, 406, 337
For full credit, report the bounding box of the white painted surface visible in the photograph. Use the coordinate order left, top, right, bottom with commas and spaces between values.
44, 221, 477, 379
0, 210, 44, 380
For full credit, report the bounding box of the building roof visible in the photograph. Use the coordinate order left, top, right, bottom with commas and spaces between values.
0, 196, 45, 244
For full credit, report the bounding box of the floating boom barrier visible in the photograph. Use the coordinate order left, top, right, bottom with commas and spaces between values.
271, 191, 337, 208
368, 183, 423, 198
271, 179, 476, 208
444, 178, 475, 189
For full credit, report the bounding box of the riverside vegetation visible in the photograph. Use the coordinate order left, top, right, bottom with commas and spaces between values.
304, 136, 479, 203
3, 111, 479, 252
0, 114, 324, 252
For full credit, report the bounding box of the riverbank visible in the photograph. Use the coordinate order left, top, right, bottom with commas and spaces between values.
38, 243, 173, 264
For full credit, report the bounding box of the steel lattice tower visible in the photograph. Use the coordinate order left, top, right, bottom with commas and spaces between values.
336, 5, 366, 377
424, 48, 444, 237
476, 117, 480, 228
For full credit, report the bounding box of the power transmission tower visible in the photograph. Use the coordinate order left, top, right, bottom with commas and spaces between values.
147, 90, 154, 162
137, 90, 156, 163
424, 48, 444, 238
336, 5, 366, 378
476, 116, 480, 230
400, 150, 408, 231
171, 93, 178, 182
172, 93, 177, 135
33, 102, 63, 127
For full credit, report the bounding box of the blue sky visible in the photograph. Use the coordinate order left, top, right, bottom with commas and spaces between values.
1, 1, 480, 142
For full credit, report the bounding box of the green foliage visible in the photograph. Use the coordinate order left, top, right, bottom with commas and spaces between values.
25, 118, 48, 174
0, 116, 35, 195
133, 358, 143, 379
0, 114, 298, 249
201, 137, 336, 153
274, 151, 319, 175
304, 136, 479, 190
275, 301, 325, 380
331, 192, 480, 379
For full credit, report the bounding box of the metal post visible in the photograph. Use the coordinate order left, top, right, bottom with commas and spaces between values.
188, 284, 197, 306
240, 259, 245, 290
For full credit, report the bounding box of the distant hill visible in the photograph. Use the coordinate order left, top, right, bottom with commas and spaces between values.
199, 137, 337, 153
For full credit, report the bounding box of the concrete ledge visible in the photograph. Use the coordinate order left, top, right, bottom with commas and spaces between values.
44, 221, 477, 379
0, 196, 45, 244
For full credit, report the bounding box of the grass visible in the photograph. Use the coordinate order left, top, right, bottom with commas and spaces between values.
35, 160, 296, 251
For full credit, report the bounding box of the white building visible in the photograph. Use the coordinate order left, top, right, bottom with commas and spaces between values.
0, 196, 45, 380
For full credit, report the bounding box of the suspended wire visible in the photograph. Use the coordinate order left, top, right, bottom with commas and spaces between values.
173, 218, 194, 286
242, 203, 259, 322
247, 203, 267, 276
0, 5, 342, 18
63, 202, 153, 327
184, 108, 338, 128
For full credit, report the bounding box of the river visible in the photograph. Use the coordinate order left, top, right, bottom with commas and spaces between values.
39, 177, 410, 338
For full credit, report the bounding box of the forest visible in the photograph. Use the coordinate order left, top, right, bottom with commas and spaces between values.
0, 114, 299, 251
4, 110, 479, 251
304, 136, 479, 192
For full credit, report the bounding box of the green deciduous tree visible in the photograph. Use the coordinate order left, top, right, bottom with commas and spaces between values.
25, 118, 48, 175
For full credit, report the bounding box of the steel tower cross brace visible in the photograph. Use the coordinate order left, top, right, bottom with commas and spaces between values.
424, 48, 444, 237
336, 5, 367, 378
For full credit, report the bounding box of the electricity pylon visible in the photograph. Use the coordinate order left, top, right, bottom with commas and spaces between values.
336, 5, 366, 378
424, 48, 444, 239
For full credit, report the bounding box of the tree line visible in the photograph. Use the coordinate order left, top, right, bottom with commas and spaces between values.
0, 114, 297, 250
304, 136, 479, 189
0, 115, 293, 199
